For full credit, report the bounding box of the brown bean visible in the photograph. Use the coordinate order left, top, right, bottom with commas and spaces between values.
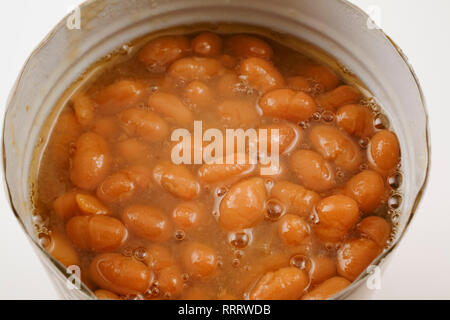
157, 265, 184, 297
314, 195, 360, 243
198, 162, 255, 184
249, 267, 309, 300
116, 138, 153, 165
94, 80, 146, 114
270, 181, 321, 217
192, 32, 223, 57
49, 111, 81, 168
217, 99, 260, 128
120, 108, 169, 143
219, 177, 267, 231
316, 85, 361, 111
139, 36, 190, 69
337, 238, 381, 281
278, 214, 310, 246
257, 123, 300, 155
70, 132, 111, 191
168, 57, 224, 82
45, 231, 80, 267
122, 205, 171, 242
259, 89, 317, 122
92, 117, 120, 140
184, 80, 215, 110
240, 57, 285, 93
219, 54, 238, 69
215, 72, 245, 97
309, 125, 362, 172
345, 170, 386, 212
75, 193, 110, 216
306, 255, 337, 285
301, 277, 350, 300
97, 166, 152, 204
72, 93, 95, 127
89, 253, 152, 295
357, 216, 391, 247
181, 242, 218, 279
66, 215, 127, 252
145, 244, 175, 272
95, 289, 120, 300
294, 64, 339, 93
172, 202, 203, 230
227, 35, 273, 60
289, 150, 335, 192
148, 92, 194, 127
153, 162, 200, 200
286, 76, 313, 93
53, 190, 79, 220
336, 104, 375, 138
368, 130, 400, 173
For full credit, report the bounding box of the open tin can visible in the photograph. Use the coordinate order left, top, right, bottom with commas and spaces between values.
2, 0, 429, 299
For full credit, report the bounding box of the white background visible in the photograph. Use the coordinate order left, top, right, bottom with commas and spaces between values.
0, 0, 449, 300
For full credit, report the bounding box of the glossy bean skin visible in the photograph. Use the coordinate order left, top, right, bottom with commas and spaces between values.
270, 181, 321, 217
172, 202, 203, 230
314, 195, 360, 243
122, 205, 171, 242
219, 177, 267, 231
75, 193, 110, 216
301, 277, 350, 300
345, 170, 386, 213
217, 99, 260, 128
240, 58, 285, 94
53, 190, 79, 220
153, 162, 200, 200
316, 85, 361, 111
357, 216, 391, 247
259, 89, 317, 123
198, 157, 255, 184
286, 76, 313, 93
72, 94, 95, 127
94, 80, 146, 114
294, 64, 340, 93
138, 36, 190, 69
70, 132, 111, 191
309, 125, 363, 172
120, 108, 169, 143
157, 265, 184, 297
337, 238, 381, 281
289, 150, 336, 192
145, 244, 176, 272
95, 289, 120, 300
368, 130, 400, 173
97, 166, 152, 204
336, 104, 375, 138
148, 92, 194, 127
278, 214, 310, 246
66, 215, 127, 252
168, 57, 224, 82
89, 253, 152, 295
181, 242, 218, 279
249, 267, 309, 300
257, 123, 300, 155
45, 231, 80, 267
192, 32, 223, 57
184, 80, 215, 110
227, 35, 274, 60
306, 255, 337, 285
